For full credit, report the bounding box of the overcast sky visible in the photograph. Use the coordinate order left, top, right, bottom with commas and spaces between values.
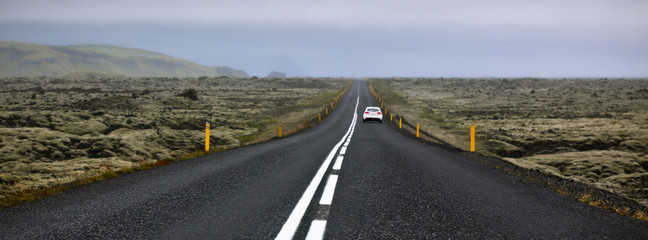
1, 0, 647, 77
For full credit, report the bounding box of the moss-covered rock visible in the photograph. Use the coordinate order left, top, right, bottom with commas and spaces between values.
56, 120, 108, 136
620, 140, 646, 152
177, 89, 199, 101
0, 76, 348, 201
487, 139, 526, 158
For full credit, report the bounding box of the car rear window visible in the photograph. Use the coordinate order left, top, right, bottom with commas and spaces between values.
367, 108, 379, 112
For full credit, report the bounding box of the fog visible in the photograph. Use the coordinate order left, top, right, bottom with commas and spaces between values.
2, 0, 647, 77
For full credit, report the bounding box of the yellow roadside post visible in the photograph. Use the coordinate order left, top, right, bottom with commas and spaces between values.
399, 118, 402, 129
470, 122, 476, 152
326, 107, 328, 115
417, 124, 420, 138
390, 114, 393, 121
205, 122, 210, 152
318, 113, 322, 122
305, 120, 308, 128
278, 124, 282, 138
381, 102, 383, 109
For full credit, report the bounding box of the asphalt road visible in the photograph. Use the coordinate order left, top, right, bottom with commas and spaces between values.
1, 79, 647, 239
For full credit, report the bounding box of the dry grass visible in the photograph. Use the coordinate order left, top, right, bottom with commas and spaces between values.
369, 77, 648, 219
634, 210, 648, 221
0, 158, 167, 207
0, 76, 351, 208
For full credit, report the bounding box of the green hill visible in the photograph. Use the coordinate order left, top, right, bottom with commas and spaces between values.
0, 41, 248, 78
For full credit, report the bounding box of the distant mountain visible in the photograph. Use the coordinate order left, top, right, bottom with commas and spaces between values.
266, 71, 287, 78
0, 41, 248, 78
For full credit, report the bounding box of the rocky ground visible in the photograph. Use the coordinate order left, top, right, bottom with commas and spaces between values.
0, 76, 348, 199
370, 78, 648, 207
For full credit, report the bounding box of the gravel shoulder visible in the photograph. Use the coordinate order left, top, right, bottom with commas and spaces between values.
0, 76, 349, 202
369, 78, 648, 209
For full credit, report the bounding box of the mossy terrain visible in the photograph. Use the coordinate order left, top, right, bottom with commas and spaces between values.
370, 78, 648, 207
0, 76, 349, 201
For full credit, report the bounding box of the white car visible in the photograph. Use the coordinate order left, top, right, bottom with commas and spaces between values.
362, 107, 383, 123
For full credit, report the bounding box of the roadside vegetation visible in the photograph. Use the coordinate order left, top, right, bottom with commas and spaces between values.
369, 78, 648, 217
0, 76, 351, 208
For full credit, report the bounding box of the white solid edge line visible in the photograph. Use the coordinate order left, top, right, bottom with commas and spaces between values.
275, 109, 357, 239
305, 220, 327, 240
319, 174, 339, 205
332, 156, 344, 170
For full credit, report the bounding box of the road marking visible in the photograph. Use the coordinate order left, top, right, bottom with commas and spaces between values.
332, 156, 344, 170
275, 97, 359, 240
319, 175, 338, 205
305, 220, 327, 240
339, 146, 347, 155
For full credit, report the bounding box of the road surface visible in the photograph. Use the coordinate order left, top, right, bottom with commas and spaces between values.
1, 79, 647, 239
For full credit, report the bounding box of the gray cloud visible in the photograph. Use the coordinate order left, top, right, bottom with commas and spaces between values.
1, 0, 647, 77
2, 0, 647, 29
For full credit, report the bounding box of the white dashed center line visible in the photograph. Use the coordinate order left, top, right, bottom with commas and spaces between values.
275, 96, 359, 240
332, 156, 344, 170
339, 146, 347, 155
305, 220, 327, 240
318, 175, 339, 205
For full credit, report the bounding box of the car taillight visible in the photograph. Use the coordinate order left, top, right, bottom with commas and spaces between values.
377, 112, 382, 114
365, 112, 369, 114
